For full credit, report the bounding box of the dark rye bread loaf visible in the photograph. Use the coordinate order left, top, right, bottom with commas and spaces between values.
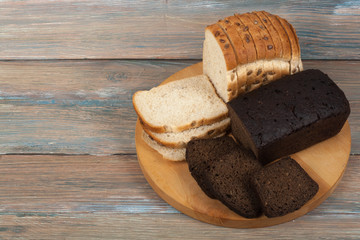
228, 69, 350, 165
186, 136, 262, 218
252, 157, 319, 218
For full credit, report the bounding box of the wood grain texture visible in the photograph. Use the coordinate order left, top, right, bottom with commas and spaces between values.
0, 154, 358, 238
137, 119, 351, 228
0, 60, 190, 154
135, 62, 352, 228
0, 0, 359, 60
0, 60, 358, 155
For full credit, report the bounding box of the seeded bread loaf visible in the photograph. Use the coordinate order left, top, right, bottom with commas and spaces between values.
133, 75, 228, 133
204, 11, 302, 102
252, 157, 319, 218
228, 69, 350, 165
186, 136, 262, 218
143, 118, 230, 148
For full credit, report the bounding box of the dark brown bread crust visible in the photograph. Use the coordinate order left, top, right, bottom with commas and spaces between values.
186, 136, 263, 218
252, 157, 319, 218
228, 69, 350, 165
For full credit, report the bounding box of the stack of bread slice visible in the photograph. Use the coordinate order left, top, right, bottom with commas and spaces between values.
133, 75, 230, 161
203, 11, 302, 102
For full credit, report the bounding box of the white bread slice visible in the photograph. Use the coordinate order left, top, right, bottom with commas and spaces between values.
142, 130, 185, 161
235, 13, 266, 61
216, 20, 241, 99
143, 117, 230, 148
133, 75, 228, 133
261, 12, 292, 64
230, 14, 257, 63
255, 11, 284, 60
274, 14, 302, 74
142, 130, 226, 161
218, 16, 252, 96
286, 18, 304, 72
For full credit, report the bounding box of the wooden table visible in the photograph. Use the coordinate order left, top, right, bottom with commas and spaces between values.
0, 1, 359, 239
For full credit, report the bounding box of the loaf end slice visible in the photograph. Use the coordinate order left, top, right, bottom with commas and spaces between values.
133, 75, 228, 133
252, 157, 319, 218
203, 25, 238, 102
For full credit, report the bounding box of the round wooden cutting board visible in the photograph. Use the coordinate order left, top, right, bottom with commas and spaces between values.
135, 62, 352, 228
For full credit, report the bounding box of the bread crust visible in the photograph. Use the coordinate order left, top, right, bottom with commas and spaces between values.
203, 11, 302, 102
219, 16, 251, 99
230, 14, 257, 64
143, 130, 227, 161
249, 12, 281, 60
218, 17, 248, 65
252, 11, 284, 58
287, 20, 304, 72
235, 13, 266, 60
142, 129, 185, 161
274, 14, 300, 74
247, 12, 277, 60
205, 24, 237, 71
262, 12, 292, 64
133, 91, 229, 134
142, 118, 230, 148
232, 13, 262, 92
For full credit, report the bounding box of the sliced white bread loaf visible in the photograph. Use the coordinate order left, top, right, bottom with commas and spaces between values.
133, 75, 228, 133
203, 11, 302, 102
142, 129, 226, 161
143, 117, 230, 148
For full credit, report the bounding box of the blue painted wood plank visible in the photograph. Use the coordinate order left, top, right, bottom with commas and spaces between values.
0, 0, 359, 60
0, 154, 358, 239
0, 60, 358, 155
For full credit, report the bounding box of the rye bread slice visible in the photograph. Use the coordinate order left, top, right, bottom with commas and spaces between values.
252, 157, 319, 218
186, 136, 238, 199
186, 136, 262, 218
